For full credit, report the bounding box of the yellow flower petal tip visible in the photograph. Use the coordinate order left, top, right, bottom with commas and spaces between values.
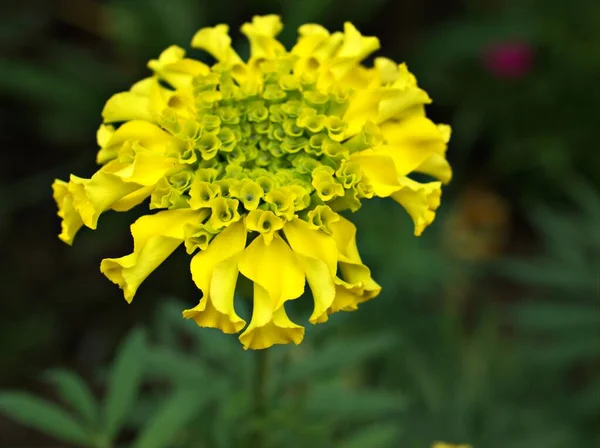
53, 15, 451, 349
432, 443, 472, 448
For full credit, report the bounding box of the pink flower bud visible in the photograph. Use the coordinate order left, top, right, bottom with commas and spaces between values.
483, 41, 533, 79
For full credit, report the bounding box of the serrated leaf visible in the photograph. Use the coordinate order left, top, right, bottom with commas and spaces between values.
131, 387, 211, 448
0, 392, 91, 446
103, 328, 147, 439
43, 369, 99, 427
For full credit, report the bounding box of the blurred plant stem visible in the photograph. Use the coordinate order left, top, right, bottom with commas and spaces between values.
251, 348, 268, 448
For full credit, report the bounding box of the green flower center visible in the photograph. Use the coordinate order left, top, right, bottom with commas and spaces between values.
155, 56, 375, 234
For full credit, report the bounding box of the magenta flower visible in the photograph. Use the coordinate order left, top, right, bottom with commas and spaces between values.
483, 41, 533, 79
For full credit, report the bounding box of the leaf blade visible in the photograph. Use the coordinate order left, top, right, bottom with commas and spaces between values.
103, 327, 147, 439
43, 369, 99, 427
0, 392, 91, 446
131, 387, 211, 448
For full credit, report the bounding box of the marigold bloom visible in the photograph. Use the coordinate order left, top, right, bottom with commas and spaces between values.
52, 16, 451, 349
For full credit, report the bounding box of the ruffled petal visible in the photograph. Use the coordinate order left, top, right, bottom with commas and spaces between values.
391, 177, 442, 236
184, 221, 247, 333
76, 171, 142, 228
102, 78, 173, 124
241, 15, 285, 60
53, 172, 144, 238
329, 23, 380, 80
239, 283, 304, 350
416, 153, 453, 184
100, 209, 204, 302
106, 144, 179, 186
148, 45, 210, 90
292, 24, 330, 58
376, 116, 449, 177
111, 186, 154, 211
99, 120, 180, 159
343, 63, 431, 136
414, 124, 452, 183
102, 92, 153, 124
330, 216, 381, 301
238, 234, 305, 309
52, 179, 84, 245
350, 151, 402, 197
191, 24, 243, 65
283, 219, 338, 323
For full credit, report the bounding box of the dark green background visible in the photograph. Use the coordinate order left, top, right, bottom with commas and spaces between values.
0, 0, 598, 446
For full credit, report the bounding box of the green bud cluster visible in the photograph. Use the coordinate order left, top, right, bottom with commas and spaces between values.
153, 57, 375, 249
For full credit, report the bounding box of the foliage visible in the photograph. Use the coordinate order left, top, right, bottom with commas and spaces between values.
0, 312, 404, 448
0, 0, 598, 446
411, 0, 600, 199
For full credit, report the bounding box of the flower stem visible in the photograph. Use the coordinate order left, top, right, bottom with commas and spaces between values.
251, 348, 268, 448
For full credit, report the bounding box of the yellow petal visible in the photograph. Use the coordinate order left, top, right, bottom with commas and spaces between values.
343, 64, 431, 136
130, 77, 155, 95
185, 221, 247, 334
329, 216, 381, 301
432, 444, 472, 448
414, 124, 452, 184
239, 283, 304, 350
292, 24, 330, 58
52, 179, 84, 245
97, 124, 115, 147
148, 45, 210, 90
238, 234, 305, 310
391, 177, 442, 236
78, 171, 141, 228
109, 144, 178, 186
111, 185, 154, 211
350, 151, 402, 197
54, 172, 143, 235
337, 22, 380, 61
241, 15, 285, 59
383, 63, 432, 121
328, 284, 361, 313
191, 24, 243, 65
283, 219, 338, 323
416, 153, 453, 184
375, 57, 400, 84
100, 209, 203, 302
102, 91, 153, 123
376, 116, 448, 177
101, 120, 180, 155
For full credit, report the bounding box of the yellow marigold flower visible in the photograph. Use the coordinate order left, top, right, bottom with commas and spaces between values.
52, 15, 451, 350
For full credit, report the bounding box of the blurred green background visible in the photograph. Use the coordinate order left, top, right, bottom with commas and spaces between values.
0, 0, 599, 447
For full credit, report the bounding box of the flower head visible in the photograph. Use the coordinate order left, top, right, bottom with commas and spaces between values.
52, 15, 451, 349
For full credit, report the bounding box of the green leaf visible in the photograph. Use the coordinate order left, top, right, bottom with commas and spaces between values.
103, 328, 147, 439
340, 423, 401, 448
0, 392, 91, 446
131, 387, 211, 448
305, 383, 406, 422
145, 347, 211, 384
281, 333, 396, 386
43, 369, 99, 427
513, 302, 600, 332
157, 300, 250, 375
